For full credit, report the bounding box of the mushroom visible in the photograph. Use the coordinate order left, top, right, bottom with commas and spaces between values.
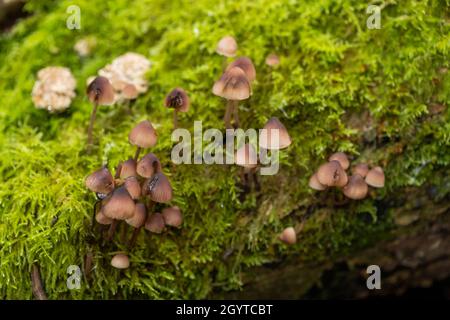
235, 143, 258, 191
101, 186, 136, 241
122, 84, 138, 100
329, 152, 350, 170
212, 66, 251, 129
343, 175, 368, 200
144, 172, 173, 203
123, 176, 141, 200
86, 76, 115, 146
265, 53, 280, 67
259, 117, 292, 150
365, 166, 385, 188
126, 202, 147, 247
136, 153, 162, 178
128, 120, 158, 161
85, 167, 115, 195
95, 209, 113, 225
165, 87, 190, 129
352, 163, 369, 178
111, 254, 130, 269
216, 36, 237, 58
118, 159, 137, 180
308, 173, 327, 191
162, 206, 183, 228
226, 57, 256, 82
279, 227, 297, 245
145, 213, 165, 234
316, 160, 348, 187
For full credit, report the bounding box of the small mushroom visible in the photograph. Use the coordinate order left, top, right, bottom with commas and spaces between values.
226, 56, 256, 82
95, 209, 113, 225
329, 152, 350, 170
212, 66, 251, 129
145, 213, 165, 234
129, 120, 158, 160
216, 36, 237, 57
259, 117, 292, 150
165, 87, 190, 129
118, 159, 137, 179
235, 143, 258, 169
136, 153, 162, 178
86, 76, 115, 146
343, 175, 369, 200
316, 160, 348, 187
265, 53, 280, 67
162, 206, 183, 228
101, 187, 136, 220
365, 166, 385, 188
352, 163, 369, 178
308, 173, 327, 191
111, 254, 130, 269
144, 172, 173, 203
122, 84, 139, 100
279, 227, 297, 245
85, 167, 115, 194
124, 176, 141, 200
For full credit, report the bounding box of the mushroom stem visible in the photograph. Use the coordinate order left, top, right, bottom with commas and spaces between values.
252, 167, 261, 192
128, 226, 142, 249
232, 101, 240, 128
173, 110, 178, 129
91, 200, 101, 230
224, 100, 235, 129
84, 250, 93, 280
134, 147, 142, 162
31, 263, 47, 300
106, 219, 119, 241
87, 102, 98, 146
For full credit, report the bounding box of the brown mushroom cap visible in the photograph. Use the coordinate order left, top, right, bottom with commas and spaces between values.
111, 254, 130, 269
144, 172, 173, 203
101, 187, 136, 220
145, 213, 165, 233
85, 167, 115, 194
122, 84, 138, 100
124, 176, 141, 200
136, 153, 162, 178
119, 159, 137, 179
164, 87, 190, 113
125, 202, 147, 228
316, 160, 348, 187
365, 166, 385, 188
86, 76, 115, 105
279, 227, 297, 245
226, 57, 256, 82
162, 206, 183, 227
95, 209, 113, 225
308, 173, 327, 191
212, 66, 251, 101
128, 120, 157, 149
343, 175, 369, 200
329, 152, 350, 170
216, 36, 237, 57
259, 117, 292, 150
353, 163, 369, 178
235, 143, 258, 169
265, 53, 280, 67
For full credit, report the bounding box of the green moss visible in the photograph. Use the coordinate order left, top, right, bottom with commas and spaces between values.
0, 0, 448, 299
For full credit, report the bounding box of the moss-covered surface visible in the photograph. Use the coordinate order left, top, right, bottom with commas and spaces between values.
0, 0, 448, 299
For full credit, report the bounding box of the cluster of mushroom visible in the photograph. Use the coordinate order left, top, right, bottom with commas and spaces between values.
213, 36, 256, 129
85, 120, 182, 269
235, 117, 292, 191
309, 152, 385, 200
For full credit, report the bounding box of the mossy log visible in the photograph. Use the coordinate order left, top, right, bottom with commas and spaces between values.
0, 0, 448, 299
